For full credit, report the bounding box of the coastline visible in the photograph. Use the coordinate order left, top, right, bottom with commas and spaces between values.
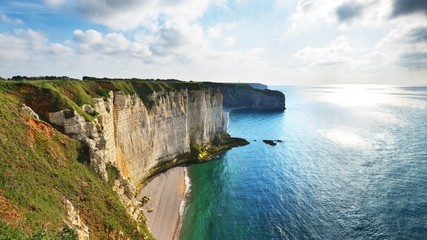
175, 168, 191, 239
223, 107, 245, 130
136, 166, 189, 240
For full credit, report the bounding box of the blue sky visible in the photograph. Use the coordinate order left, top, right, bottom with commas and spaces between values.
1, 0, 426, 85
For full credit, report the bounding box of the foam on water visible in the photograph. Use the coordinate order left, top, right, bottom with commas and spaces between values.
179, 167, 191, 217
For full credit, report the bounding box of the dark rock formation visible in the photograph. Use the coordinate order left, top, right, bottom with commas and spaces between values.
218, 84, 285, 110
262, 139, 283, 146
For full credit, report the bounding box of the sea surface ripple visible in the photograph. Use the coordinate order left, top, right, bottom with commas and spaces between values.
180, 86, 427, 240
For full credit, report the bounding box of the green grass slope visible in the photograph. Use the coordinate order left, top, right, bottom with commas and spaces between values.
0, 84, 152, 239
0, 79, 245, 119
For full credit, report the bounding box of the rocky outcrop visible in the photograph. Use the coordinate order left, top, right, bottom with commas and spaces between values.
63, 200, 90, 240
49, 92, 116, 181
112, 176, 147, 224
262, 139, 283, 146
218, 85, 285, 110
21, 104, 39, 120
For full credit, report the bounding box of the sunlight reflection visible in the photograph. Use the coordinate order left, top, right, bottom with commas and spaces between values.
319, 129, 367, 148
321, 85, 391, 107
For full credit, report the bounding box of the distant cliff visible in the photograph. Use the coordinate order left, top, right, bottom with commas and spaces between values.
218, 84, 286, 110
248, 83, 268, 90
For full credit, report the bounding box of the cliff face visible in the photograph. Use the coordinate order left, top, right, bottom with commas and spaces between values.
218, 85, 286, 110
113, 89, 225, 186
49, 92, 117, 181
49, 89, 226, 187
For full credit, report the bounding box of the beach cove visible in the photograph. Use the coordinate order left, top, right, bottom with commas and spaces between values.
137, 167, 189, 240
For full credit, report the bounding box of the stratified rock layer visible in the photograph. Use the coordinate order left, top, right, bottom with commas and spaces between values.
113, 89, 225, 186
48, 89, 225, 221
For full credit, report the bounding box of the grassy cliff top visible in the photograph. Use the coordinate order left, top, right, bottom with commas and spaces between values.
0, 78, 279, 121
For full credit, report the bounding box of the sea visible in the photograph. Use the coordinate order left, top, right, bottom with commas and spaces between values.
179, 85, 427, 240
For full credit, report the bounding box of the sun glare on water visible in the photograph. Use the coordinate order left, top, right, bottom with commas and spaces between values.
319, 129, 368, 148
322, 85, 391, 107
314, 85, 400, 148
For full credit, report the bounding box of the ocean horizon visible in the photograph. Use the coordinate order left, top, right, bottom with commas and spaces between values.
180, 85, 427, 239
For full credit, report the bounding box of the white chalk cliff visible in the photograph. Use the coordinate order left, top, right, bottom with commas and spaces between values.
48, 88, 226, 223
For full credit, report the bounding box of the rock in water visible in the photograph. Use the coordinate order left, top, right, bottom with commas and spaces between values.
262, 139, 283, 146
263, 140, 277, 146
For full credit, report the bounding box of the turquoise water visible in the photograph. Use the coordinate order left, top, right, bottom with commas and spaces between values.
179, 86, 427, 240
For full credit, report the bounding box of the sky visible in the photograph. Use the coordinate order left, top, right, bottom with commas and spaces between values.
0, 0, 426, 86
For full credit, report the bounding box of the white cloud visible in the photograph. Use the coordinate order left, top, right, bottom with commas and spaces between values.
376, 22, 427, 49
0, 14, 24, 25
280, 0, 427, 83
73, 29, 152, 61
375, 21, 427, 69
2, 0, 425, 84
353, 51, 388, 71
147, 19, 209, 63
73, 29, 103, 46
64, 23, 276, 82
206, 22, 238, 47
48, 43, 73, 55
0, 28, 72, 61
69, 0, 226, 31
294, 36, 356, 67
71, 19, 247, 67
207, 22, 237, 40
0, 32, 28, 60
289, 0, 393, 32
293, 19, 427, 72
42, 0, 67, 8
224, 36, 236, 46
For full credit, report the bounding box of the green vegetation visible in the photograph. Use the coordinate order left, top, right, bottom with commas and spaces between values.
0, 221, 27, 239
0, 225, 78, 240
1, 76, 280, 113
0, 87, 152, 239
106, 163, 121, 187
0, 81, 103, 122
137, 135, 249, 192
190, 136, 250, 162
0, 78, 230, 115
7, 76, 76, 81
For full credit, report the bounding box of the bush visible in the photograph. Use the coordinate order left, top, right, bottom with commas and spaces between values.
58, 227, 78, 240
